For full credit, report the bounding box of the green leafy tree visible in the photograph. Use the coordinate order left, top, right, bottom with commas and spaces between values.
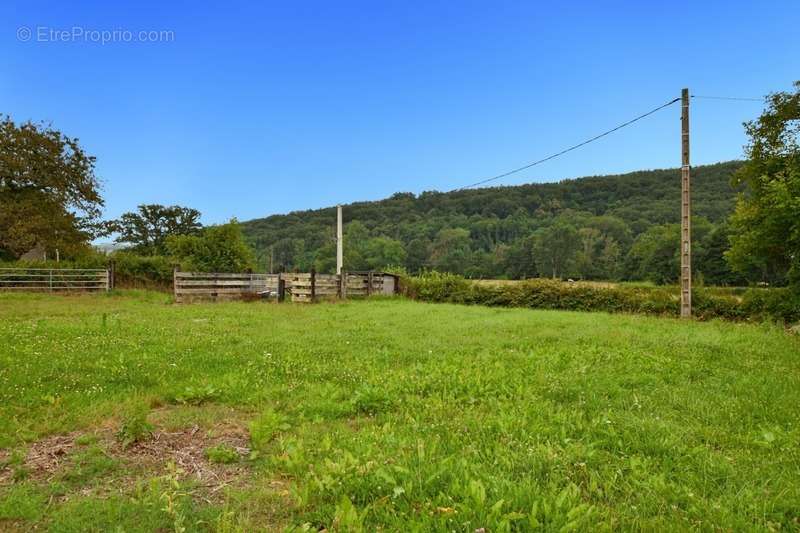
112, 204, 202, 255
0, 116, 105, 258
532, 219, 580, 279
503, 235, 537, 279
364, 237, 406, 270
597, 236, 623, 280
698, 223, 744, 285
625, 224, 680, 284
575, 227, 603, 279
167, 220, 255, 272
727, 82, 800, 285
404, 238, 430, 273
429, 228, 472, 275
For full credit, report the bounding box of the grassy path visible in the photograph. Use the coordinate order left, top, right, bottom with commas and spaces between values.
1, 291, 798, 531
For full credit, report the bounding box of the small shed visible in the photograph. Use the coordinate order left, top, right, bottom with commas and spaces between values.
379, 272, 400, 295
348, 271, 400, 295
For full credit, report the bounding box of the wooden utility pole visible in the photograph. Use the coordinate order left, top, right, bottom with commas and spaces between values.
336, 205, 343, 275
680, 88, 692, 318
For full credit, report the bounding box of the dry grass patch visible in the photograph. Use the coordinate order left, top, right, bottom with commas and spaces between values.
0, 406, 253, 498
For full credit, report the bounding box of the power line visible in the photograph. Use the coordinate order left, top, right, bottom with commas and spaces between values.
691, 95, 763, 102
452, 96, 681, 192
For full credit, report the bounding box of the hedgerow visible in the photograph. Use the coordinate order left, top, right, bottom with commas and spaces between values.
400, 271, 800, 323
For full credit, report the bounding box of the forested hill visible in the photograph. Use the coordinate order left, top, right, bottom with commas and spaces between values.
242, 161, 744, 283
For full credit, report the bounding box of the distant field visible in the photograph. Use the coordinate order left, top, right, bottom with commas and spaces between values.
1, 292, 799, 531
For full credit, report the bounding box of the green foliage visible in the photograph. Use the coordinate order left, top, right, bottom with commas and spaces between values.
532, 218, 580, 278
728, 81, 800, 286
167, 220, 255, 272
113, 252, 174, 287
403, 273, 800, 322
111, 204, 202, 255
170, 384, 220, 406
117, 405, 154, 448
242, 162, 746, 282
313, 221, 407, 272
205, 444, 240, 464
351, 385, 394, 416
249, 408, 290, 452
402, 270, 472, 302
0, 115, 106, 259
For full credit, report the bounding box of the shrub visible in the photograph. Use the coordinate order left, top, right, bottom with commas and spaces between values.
112, 252, 174, 288
166, 220, 255, 273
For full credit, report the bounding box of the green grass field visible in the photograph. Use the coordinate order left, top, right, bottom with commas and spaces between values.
1, 292, 799, 531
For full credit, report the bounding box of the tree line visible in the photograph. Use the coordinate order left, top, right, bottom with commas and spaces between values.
242, 162, 748, 284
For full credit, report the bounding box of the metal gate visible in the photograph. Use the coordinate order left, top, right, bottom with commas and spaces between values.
0, 268, 110, 292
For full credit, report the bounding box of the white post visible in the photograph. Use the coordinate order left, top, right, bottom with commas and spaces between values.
336, 205, 343, 275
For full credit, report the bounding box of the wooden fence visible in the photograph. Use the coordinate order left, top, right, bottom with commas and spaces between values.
174, 270, 397, 303
0, 268, 110, 292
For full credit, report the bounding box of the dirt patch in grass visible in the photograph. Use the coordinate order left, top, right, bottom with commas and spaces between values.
120, 423, 251, 490
0, 408, 253, 496
16, 432, 83, 483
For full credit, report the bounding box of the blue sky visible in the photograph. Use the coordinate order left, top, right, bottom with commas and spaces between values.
2, 1, 798, 225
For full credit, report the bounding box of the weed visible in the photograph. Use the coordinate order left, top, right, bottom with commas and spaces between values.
249, 409, 290, 453
205, 444, 240, 464
117, 405, 154, 448
171, 384, 220, 406
351, 385, 393, 416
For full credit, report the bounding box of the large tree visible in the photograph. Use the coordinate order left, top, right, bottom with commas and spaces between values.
532, 218, 580, 279
112, 204, 202, 255
727, 82, 800, 285
0, 116, 104, 258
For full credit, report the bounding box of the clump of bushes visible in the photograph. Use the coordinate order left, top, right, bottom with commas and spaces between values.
113, 252, 174, 287
401, 272, 800, 323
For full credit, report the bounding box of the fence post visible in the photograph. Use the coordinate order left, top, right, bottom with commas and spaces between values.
310, 267, 316, 303
367, 271, 373, 296
49, 269, 53, 292
342, 271, 347, 299
173, 267, 178, 301
109, 260, 116, 290
277, 272, 285, 302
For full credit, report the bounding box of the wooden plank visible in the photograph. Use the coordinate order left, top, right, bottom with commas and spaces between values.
291, 287, 338, 295
176, 280, 270, 287
174, 288, 261, 295
175, 272, 269, 279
